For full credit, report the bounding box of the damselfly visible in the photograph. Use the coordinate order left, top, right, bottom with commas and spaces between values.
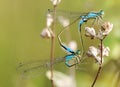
17, 34, 83, 78
49, 9, 104, 56
17, 41, 83, 78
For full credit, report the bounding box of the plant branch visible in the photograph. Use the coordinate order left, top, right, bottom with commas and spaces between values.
50, 5, 57, 87
91, 39, 103, 87
91, 66, 102, 87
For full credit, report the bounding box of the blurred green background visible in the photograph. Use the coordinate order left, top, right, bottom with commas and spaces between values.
0, 0, 120, 87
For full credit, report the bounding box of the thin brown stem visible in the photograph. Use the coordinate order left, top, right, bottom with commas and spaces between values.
91, 39, 103, 87
50, 5, 57, 87
50, 37, 55, 87
100, 39, 103, 64
91, 66, 102, 87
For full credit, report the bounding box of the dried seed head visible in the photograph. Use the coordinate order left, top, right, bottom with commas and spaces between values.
85, 22, 113, 40
87, 46, 103, 64
103, 47, 110, 57
95, 56, 104, 65
46, 13, 53, 28
40, 28, 51, 38
96, 29, 103, 40
50, 0, 61, 6
96, 22, 113, 40
86, 45, 110, 64
85, 27, 96, 39
101, 22, 113, 35
86, 46, 99, 57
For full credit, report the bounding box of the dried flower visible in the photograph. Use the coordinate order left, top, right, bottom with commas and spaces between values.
40, 28, 51, 38
96, 29, 103, 40
86, 45, 110, 64
46, 70, 76, 87
87, 46, 103, 64
86, 46, 99, 57
50, 0, 61, 6
85, 22, 113, 40
46, 13, 53, 28
58, 16, 70, 27
96, 22, 113, 40
102, 47, 110, 57
101, 22, 113, 35
85, 27, 96, 39
68, 41, 77, 51
98, 44, 110, 57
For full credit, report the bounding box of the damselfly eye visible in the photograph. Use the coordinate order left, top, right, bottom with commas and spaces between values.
100, 10, 104, 15
76, 50, 81, 55
83, 18, 87, 22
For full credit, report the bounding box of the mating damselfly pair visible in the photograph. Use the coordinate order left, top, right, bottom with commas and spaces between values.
17, 9, 104, 78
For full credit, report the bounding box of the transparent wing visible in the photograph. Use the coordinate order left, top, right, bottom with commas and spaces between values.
48, 9, 88, 19
17, 57, 65, 78
76, 56, 100, 75
47, 9, 103, 27
17, 56, 93, 78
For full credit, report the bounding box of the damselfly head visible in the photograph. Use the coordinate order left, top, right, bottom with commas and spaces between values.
76, 50, 81, 55
100, 10, 104, 15
83, 18, 87, 22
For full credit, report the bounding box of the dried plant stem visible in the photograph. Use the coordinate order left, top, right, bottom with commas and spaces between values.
91, 40, 103, 87
50, 5, 57, 87
100, 39, 103, 64
50, 36, 55, 87
91, 66, 102, 87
